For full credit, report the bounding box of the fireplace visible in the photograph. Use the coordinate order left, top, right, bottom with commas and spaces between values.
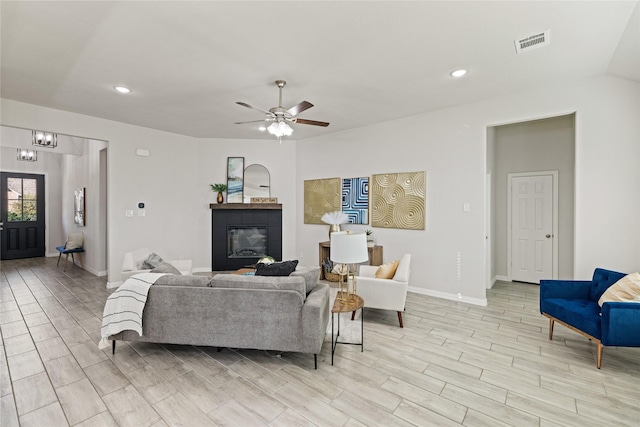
210, 204, 282, 271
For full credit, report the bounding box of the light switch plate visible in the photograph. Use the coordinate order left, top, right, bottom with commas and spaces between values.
125, 210, 133, 217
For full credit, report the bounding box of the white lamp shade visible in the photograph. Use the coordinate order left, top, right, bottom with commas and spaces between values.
330, 231, 368, 264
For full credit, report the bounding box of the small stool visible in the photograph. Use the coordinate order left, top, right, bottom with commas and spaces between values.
56, 246, 85, 272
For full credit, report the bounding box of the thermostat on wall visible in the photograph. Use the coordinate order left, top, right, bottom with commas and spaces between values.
135, 148, 150, 157
138, 202, 145, 209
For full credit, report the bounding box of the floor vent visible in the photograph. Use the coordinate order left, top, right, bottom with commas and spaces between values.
514, 29, 551, 54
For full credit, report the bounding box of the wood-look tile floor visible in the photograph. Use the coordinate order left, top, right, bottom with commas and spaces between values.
1, 257, 639, 426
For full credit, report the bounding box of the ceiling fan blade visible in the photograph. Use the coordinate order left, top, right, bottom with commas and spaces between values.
234, 120, 268, 125
236, 101, 272, 116
294, 118, 330, 127
286, 101, 314, 117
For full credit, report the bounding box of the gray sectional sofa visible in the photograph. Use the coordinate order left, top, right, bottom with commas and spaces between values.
109, 267, 330, 368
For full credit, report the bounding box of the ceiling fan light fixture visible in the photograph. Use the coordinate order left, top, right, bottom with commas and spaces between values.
267, 120, 293, 137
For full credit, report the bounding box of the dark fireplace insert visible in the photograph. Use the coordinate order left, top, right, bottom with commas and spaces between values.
227, 225, 267, 258
210, 204, 282, 271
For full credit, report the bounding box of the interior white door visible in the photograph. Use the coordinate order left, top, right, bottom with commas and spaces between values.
510, 174, 553, 283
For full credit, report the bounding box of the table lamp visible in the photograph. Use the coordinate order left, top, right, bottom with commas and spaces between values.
330, 231, 369, 302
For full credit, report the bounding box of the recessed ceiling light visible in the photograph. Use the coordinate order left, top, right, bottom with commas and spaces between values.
450, 69, 467, 78
113, 86, 131, 94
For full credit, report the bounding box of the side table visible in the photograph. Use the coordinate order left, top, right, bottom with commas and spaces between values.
331, 293, 364, 365
319, 241, 383, 280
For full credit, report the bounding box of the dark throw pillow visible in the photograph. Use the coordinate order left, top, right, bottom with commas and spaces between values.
255, 260, 299, 277
150, 261, 181, 275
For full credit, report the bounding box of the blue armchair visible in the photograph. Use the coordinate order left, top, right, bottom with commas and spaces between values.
540, 268, 640, 368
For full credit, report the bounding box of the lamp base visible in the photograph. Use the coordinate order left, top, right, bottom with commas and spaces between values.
337, 269, 358, 303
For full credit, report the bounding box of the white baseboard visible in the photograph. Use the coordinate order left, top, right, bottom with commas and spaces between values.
85, 267, 107, 277
408, 286, 487, 306
106, 281, 122, 289
487, 275, 510, 289
192, 267, 211, 274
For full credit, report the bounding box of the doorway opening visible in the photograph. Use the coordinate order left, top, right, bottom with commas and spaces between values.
487, 114, 575, 286
0, 125, 109, 277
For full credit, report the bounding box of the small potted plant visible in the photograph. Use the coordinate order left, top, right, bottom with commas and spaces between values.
210, 183, 228, 204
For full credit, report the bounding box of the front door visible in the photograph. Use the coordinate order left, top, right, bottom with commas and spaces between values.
1, 172, 46, 259
509, 173, 555, 284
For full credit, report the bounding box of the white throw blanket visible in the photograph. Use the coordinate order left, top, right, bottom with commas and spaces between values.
98, 273, 166, 350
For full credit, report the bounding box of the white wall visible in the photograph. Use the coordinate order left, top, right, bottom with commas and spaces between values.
61, 140, 108, 275
0, 99, 297, 284
0, 146, 64, 256
2, 74, 638, 295
296, 75, 639, 305
194, 138, 298, 270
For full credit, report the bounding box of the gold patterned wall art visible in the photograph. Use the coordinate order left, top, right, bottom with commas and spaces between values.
371, 171, 426, 230
304, 178, 341, 224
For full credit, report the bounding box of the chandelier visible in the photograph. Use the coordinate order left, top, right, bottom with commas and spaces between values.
32, 130, 57, 148
17, 149, 37, 162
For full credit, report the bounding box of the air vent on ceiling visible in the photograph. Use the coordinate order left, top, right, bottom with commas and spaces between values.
514, 29, 551, 54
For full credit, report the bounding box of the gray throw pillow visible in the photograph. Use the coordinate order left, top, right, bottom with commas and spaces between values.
154, 274, 212, 287
142, 252, 164, 269
150, 262, 181, 275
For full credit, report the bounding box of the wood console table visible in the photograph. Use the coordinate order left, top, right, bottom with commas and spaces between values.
318, 241, 383, 280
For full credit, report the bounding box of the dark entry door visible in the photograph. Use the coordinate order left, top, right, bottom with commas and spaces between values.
1, 172, 46, 259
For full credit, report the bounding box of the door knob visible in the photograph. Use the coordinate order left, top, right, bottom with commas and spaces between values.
546, 234, 551, 238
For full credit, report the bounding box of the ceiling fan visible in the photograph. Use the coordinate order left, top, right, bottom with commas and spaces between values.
235, 80, 329, 138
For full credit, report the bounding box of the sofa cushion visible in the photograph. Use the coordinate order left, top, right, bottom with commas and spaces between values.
211, 274, 306, 301
598, 272, 640, 306
255, 260, 299, 277
151, 262, 182, 275
589, 268, 626, 302
290, 266, 321, 294
155, 274, 212, 287
541, 298, 602, 339
143, 253, 164, 269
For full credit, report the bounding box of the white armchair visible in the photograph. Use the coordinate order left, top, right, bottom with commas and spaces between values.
121, 248, 193, 281
356, 254, 411, 327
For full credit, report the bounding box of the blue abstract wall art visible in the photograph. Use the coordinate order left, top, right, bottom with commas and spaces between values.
342, 177, 369, 224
